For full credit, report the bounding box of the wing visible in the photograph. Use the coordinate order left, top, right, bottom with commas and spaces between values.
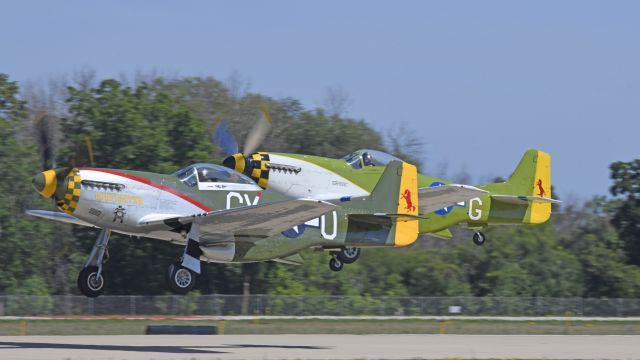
139, 199, 336, 242
26, 210, 96, 228
418, 184, 489, 213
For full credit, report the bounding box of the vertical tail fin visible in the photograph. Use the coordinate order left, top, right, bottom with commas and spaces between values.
368, 161, 419, 217
507, 149, 551, 199
488, 149, 553, 224
348, 160, 419, 247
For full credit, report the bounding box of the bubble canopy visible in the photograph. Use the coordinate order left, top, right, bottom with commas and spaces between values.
342, 149, 403, 169
173, 163, 258, 188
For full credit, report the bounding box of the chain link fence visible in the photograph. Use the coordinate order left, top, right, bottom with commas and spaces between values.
0, 295, 639, 317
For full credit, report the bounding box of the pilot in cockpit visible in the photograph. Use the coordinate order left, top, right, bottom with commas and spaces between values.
362, 152, 374, 167
197, 168, 214, 182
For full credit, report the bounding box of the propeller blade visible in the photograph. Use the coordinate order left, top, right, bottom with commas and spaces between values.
84, 135, 95, 166
212, 121, 239, 157
243, 105, 272, 156
33, 111, 56, 170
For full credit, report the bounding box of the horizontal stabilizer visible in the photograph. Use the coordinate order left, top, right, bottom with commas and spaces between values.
25, 210, 96, 227
418, 184, 488, 213
491, 195, 562, 205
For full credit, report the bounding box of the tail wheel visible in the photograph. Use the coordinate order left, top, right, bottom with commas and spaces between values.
167, 263, 196, 294
77, 266, 105, 298
337, 247, 361, 264
473, 231, 486, 246
329, 256, 344, 272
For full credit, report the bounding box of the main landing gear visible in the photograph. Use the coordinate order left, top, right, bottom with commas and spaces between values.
473, 231, 486, 246
166, 261, 196, 294
166, 222, 202, 294
328, 247, 361, 272
78, 229, 111, 297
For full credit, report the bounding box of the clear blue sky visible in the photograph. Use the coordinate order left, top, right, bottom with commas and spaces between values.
3, 1, 639, 199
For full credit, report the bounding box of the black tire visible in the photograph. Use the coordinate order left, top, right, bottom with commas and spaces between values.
77, 266, 105, 298
337, 247, 361, 264
329, 257, 344, 272
473, 231, 486, 246
167, 263, 196, 294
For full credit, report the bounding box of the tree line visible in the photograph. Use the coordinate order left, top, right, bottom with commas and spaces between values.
0, 72, 639, 298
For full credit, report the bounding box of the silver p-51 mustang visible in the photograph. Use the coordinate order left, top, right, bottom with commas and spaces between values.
29, 160, 427, 297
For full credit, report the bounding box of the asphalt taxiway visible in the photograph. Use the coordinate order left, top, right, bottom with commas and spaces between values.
0, 334, 638, 359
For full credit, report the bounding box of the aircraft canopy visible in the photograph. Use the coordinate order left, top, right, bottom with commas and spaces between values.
173, 163, 256, 187
342, 149, 403, 169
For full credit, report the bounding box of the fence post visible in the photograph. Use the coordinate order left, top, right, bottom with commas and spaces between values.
18, 320, 26, 336
88, 297, 94, 316
576, 297, 582, 316
130, 296, 136, 316
241, 281, 250, 315
439, 320, 447, 334
617, 298, 623, 317
298, 295, 304, 315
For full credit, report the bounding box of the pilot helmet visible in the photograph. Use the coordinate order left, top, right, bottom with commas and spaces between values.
362, 152, 373, 166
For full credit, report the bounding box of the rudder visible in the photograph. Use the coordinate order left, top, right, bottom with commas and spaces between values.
505, 149, 552, 224
348, 160, 419, 247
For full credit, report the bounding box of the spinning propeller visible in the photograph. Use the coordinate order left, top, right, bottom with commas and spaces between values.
31, 112, 94, 213
32, 167, 81, 214
214, 105, 273, 188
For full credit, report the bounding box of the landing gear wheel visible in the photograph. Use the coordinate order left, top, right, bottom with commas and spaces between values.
337, 247, 361, 264
167, 263, 196, 294
77, 266, 105, 298
329, 256, 344, 272
473, 231, 486, 246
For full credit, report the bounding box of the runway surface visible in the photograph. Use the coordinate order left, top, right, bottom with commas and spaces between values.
0, 334, 638, 359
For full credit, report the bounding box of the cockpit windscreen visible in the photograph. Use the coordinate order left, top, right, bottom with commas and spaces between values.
173, 163, 256, 187
342, 149, 403, 169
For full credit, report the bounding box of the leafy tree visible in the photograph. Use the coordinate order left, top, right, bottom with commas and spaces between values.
0, 74, 59, 295
4, 72, 640, 301
281, 110, 386, 158
62, 80, 213, 172
461, 224, 584, 297
60, 79, 215, 294
385, 124, 426, 169
609, 160, 640, 266
399, 249, 471, 296
558, 197, 640, 297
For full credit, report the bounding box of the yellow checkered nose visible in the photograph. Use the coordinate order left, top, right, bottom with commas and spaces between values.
32, 170, 58, 198
32, 168, 82, 214
222, 153, 248, 174
221, 152, 270, 189
32, 168, 69, 198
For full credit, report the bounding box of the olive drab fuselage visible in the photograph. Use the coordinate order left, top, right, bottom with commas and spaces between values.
224, 149, 554, 238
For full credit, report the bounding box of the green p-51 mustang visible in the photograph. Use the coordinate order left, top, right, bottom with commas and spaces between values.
29, 147, 558, 297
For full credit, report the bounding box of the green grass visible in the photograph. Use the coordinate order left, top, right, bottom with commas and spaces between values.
0, 319, 639, 336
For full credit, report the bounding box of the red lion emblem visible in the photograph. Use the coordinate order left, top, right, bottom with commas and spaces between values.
536, 179, 546, 197
401, 189, 416, 212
